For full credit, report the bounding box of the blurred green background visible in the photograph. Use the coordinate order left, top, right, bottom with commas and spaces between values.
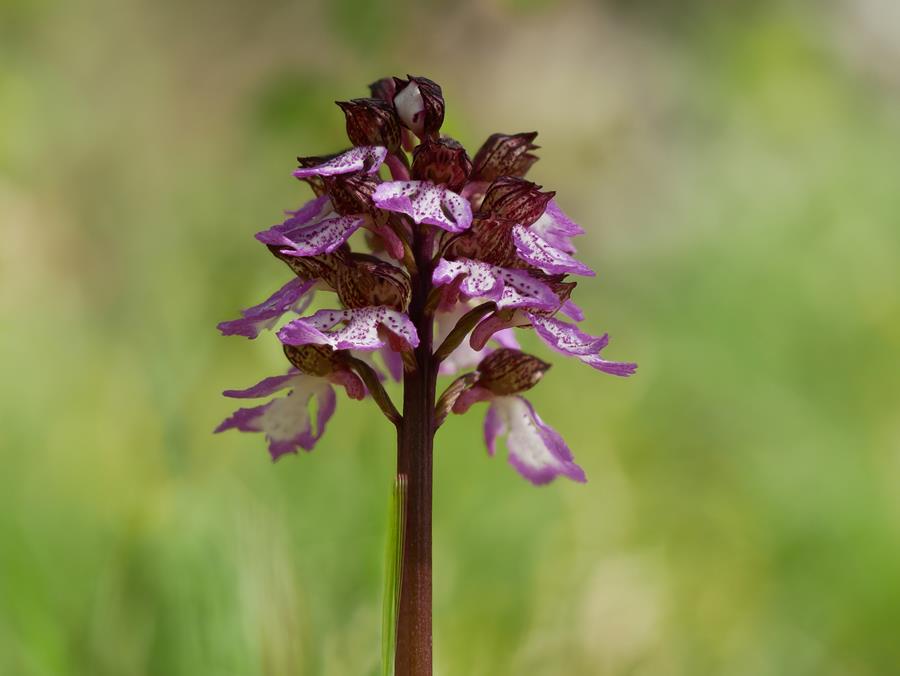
2, 0, 900, 674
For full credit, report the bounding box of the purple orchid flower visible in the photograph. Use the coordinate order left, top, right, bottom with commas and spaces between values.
216, 75, 635, 674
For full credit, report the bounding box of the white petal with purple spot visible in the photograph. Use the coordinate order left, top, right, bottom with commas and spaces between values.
530, 200, 585, 253
433, 258, 559, 311
512, 225, 594, 277
278, 306, 419, 351
215, 374, 336, 460
372, 180, 472, 232
257, 214, 366, 257
486, 396, 586, 484
292, 146, 388, 178
528, 313, 609, 356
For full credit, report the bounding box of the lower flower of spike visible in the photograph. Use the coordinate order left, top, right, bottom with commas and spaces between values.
215, 347, 366, 462
449, 349, 585, 485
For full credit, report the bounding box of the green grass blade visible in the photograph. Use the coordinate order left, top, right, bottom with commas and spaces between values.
381, 473, 407, 676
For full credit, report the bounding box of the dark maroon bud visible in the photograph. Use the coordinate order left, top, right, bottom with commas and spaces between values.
323, 173, 379, 216
336, 98, 401, 153
411, 138, 472, 192
445, 216, 519, 268
392, 75, 445, 139
478, 176, 555, 226
477, 349, 551, 395
368, 77, 397, 102
471, 132, 540, 182
283, 344, 340, 377
336, 254, 411, 311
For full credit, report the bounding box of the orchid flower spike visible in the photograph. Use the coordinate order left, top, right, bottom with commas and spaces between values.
217, 74, 636, 483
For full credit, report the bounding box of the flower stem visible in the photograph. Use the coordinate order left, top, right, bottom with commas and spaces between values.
395, 226, 437, 676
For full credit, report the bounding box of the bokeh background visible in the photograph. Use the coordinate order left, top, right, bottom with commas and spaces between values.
3, 0, 900, 674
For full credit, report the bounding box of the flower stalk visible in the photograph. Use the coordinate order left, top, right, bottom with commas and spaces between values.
215, 74, 637, 676
394, 222, 437, 674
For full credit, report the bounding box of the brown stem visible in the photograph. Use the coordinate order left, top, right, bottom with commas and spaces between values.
395, 225, 436, 676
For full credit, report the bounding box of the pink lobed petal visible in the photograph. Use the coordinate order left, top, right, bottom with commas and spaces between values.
278, 306, 419, 352
215, 376, 337, 461
257, 214, 365, 257
218, 278, 317, 339
512, 225, 594, 277
487, 396, 586, 485
433, 258, 559, 311
372, 180, 472, 232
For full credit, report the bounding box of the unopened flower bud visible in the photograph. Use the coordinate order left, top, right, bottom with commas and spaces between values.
445, 216, 519, 268
393, 75, 444, 139
283, 343, 341, 377
411, 138, 472, 192
337, 254, 411, 311
324, 173, 380, 216
471, 132, 539, 182
478, 176, 555, 225
336, 98, 401, 153
268, 245, 347, 289
477, 348, 551, 395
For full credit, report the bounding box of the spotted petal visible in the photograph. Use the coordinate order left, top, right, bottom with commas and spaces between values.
577, 353, 638, 377
512, 225, 594, 277
292, 146, 387, 178
215, 374, 337, 461
560, 299, 585, 322
278, 306, 419, 352
256, 214, 365, 257
277, 194, 332, 231
528, 313, 609, 355
529, 313, 637, 376
218, 278, 316, 339
372, 180, 472, 232
485, 396, 586, 485
433, 258, 559, 311
530, 200, 585, 254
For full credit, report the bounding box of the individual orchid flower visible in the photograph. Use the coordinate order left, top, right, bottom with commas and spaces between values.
216, 74, 636, 675
257, 148, 409, 260
446, 349, 585, 485
215, 345, 365, 460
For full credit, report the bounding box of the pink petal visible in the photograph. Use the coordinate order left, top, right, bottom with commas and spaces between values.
278, 306, 419, 352
530, 200, 584, 253
512, 225, 594, 277
292, 146, 387, 178
257, 214, 365, 257
488, 396, 586, 485
215, 376, 336, 461
528, 314, 609, 356
218, 278, 316, 339
372, 180, 472, 232
432, 258, 559, 310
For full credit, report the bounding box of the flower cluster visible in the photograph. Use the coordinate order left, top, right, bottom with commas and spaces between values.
216, 75, 635, 484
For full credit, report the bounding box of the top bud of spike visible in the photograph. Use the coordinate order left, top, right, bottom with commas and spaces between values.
392, 75, 445, 140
